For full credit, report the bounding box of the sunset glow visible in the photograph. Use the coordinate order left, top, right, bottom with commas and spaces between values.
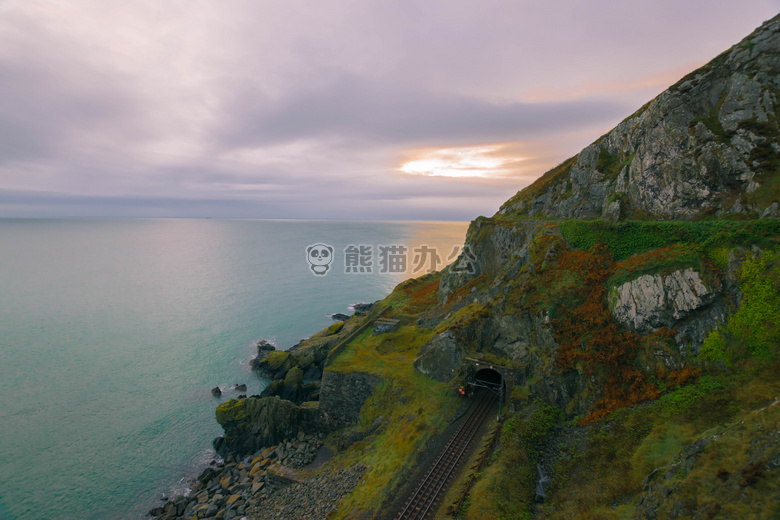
399, 146, 520, 178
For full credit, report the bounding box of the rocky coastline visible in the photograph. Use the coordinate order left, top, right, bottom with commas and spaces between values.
144, 16, 780, 519
148, 302, 377, 520
148, 431, 363, 520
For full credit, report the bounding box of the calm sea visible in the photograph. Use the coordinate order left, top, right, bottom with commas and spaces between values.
0, 218, 468, 520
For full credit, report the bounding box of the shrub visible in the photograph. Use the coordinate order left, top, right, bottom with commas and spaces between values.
698, 248, 780, 365
560, 219, 780, 261
517, 400, 564, 456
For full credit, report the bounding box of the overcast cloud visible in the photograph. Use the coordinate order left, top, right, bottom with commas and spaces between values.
0, 0, 778, 219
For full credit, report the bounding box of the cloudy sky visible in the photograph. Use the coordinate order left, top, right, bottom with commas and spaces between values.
1, 1, 778, 220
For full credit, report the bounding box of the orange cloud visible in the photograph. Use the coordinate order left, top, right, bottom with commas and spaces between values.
520, 64, 700, 103
398, 144, 525, 179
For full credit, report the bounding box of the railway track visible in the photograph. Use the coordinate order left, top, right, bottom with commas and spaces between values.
396, 390, 498, 520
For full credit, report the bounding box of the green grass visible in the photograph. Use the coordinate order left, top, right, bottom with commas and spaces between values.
540, 366, 779, 519
462, 401, 562, 520
606, 244, 706, 289
597, 150, 634, 181
327, 321, 459, 518
560, 219, 780, 261
325, 321, 344, 335
432, 301, 490, 335
628, 421, 696, 483
263, 350, 290, 371
745, 135, 780, 210
689, 111, 727, 139
700, 247, 780, 365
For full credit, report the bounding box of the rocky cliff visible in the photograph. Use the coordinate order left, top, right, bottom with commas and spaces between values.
498, 15, 780, 222
197, 15, 780, 520
404, 16, 780, 520
213, 396, 325, 456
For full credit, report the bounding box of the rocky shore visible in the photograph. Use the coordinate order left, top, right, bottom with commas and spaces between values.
244, 464, 366, 520
148, 311, 380, 520
149, 432, 364, 520
146, 16, 780, 520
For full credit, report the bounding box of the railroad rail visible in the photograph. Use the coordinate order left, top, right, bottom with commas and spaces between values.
396, 390, 497, 520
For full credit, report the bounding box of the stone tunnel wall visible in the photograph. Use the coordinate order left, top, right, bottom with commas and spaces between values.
318, 370, 381, 425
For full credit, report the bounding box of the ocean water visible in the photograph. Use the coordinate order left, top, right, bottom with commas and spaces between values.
0, 218, 468, 520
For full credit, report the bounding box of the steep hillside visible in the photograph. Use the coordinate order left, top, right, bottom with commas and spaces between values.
182, 15, 780, 520
498, 15, 780, 221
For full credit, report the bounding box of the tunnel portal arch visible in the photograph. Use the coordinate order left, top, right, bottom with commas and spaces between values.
473, 367, 504, 394
462, 357, 521, 406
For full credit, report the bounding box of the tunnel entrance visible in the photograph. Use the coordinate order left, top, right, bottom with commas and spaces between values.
471, 367, 504, 399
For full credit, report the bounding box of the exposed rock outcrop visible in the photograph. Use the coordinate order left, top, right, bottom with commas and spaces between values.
250, 321, 353, 381
498, 16, 780, 221
635, 402, 780, 520
318, 370, 381, 425
259, 366, 321, 405
609, 268, 721, 333
438, 218, 549, 303
213, 397, 324, 457
414, 330, 464, 381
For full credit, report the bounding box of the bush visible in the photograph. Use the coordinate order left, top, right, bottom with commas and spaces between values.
560, 219, 780, 261
698, 248, 780, 365
729, 249, 780, 359
517, 400, 564, 456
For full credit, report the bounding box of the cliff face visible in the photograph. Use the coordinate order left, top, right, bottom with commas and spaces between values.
404, 17, 780, 456
214, 396, 324, 456
206, 16, 780, 520
406, 16, 780, 520
498, 15, 780, 222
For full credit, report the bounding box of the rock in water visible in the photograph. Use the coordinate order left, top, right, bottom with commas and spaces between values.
234, 383, 247, 392
211, 387, 222, 397
256, 339, 275, 352
352, 302, 374, 313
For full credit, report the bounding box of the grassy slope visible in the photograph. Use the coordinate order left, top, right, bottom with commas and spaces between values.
264, 213, 780, 520
323, 273, 462, 519
452, 219, 780, 520
537, 363, 780, 520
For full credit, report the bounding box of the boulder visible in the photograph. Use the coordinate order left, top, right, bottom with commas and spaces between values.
213, 396, 324, 457
413, 331, 464, 382
609, 268, 721, 335
352, 302, 374, 313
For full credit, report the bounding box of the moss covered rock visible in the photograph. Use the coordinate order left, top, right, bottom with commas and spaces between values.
326, 321, 344, 335
213, 396, 324, 457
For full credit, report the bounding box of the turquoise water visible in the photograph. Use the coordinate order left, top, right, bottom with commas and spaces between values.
0, 218, 468, 520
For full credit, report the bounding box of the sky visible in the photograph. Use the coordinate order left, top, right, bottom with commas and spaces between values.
0, 1, 778, 220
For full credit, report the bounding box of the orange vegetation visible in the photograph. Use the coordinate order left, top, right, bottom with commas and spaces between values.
524, 236, 700, 423
408, 278, 440, 308
392, 275, 442, 316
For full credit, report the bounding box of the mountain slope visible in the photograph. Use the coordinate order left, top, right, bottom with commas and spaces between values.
498, 14, 780, 221
200, 15, 780, 520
